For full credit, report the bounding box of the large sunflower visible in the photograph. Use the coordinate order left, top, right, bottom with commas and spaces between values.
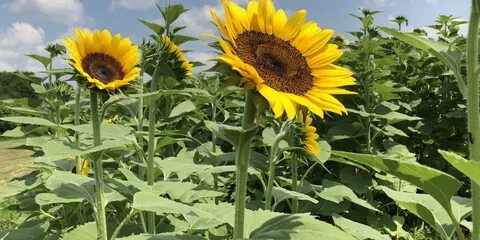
210, 0, 356, 120
162, 35, 193, 77
63, 29, 140, 90
302, 115, 320, 154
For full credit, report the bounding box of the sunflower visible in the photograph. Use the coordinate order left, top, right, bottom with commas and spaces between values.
302, 115, 320, 154
63, 29, 141, 90
162, 35, 193, 77
210, 0, 356, 120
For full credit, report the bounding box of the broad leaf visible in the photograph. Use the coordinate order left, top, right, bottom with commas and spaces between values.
249, 214, 356, 240
271, 186, 318, 205
333, 214, 390, 240
317, 179, 380, 212
332, 151, 462, 215
62, 222, 97, 240
132, 191, 193, 215
439, 150, 480, 186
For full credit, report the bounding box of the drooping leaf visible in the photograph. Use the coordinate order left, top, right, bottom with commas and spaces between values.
62, 222, 97, 240
439, 150, 480, 186
169, 100, 196, 117
26, 54, 51, 69
271, 186, 318, 205
117, 234, 205, 240
381, 187, 471, 238
0, 116, 58, 127
0, 220, 49, 240
332, 151, 462, 215
249, 214, 356, 240
333, 214, 390, 240
317, 179, 380, 212
132, 191, 193, 215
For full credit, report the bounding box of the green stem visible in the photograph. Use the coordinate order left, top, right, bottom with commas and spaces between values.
111, 209, 139, 240
467, 1, 480, 239
146, 75, 160, 234
264, 127, 288, 211
233, 92, 257, 240
75, 87, 82, 174
90, 90, 108, 240
291, 153, 299, 213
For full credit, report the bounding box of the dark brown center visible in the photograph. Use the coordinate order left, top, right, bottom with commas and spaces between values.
81, 53, 124, 83
235, 31, 313, 95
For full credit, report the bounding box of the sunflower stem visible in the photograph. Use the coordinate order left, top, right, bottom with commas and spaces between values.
233, 92, 257, 240
467, 1, 480, 239
291, 153, 299, 213
75, 86, 82, 174
264, 125, 288, 211
90, 90, 108, 240
146, 73, 160, 234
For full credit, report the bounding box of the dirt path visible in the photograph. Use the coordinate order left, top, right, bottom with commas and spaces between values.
0, 139, 34, 185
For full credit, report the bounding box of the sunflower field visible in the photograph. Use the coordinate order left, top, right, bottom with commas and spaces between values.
0, 0, 479, 239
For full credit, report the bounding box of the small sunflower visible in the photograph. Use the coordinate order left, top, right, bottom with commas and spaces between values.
210, 0, 356, 120
63, 29, 141, 90
162, 35, 193, 77
302, 115, 320, 154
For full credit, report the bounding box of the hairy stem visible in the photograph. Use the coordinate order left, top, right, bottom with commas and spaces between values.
146, 76, 159, 234
233, 92, 257, 240
264, 127, 288, 211
90, 90, 108, 240
468, 0, 480, 239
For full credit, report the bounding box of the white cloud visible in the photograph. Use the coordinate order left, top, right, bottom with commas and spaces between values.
8, 0, 84, 26
0, 61, 15, 72
185, 52, 216, 72
0, 22, 46, 71
109, 0, 156, 10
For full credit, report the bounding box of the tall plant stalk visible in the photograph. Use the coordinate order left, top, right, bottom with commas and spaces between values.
146, 75, 159, 234
467, 0, 480, 238
264, 126, 287, 211
74, 87, 82, 174
233, 92, 257, 240
90, 89, 108, 240
290, 153, 299, 213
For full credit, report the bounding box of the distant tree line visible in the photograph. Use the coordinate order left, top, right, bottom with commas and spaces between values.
0, 71, 37, 134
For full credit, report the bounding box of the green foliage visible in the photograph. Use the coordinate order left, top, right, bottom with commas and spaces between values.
0, 4, 476, 240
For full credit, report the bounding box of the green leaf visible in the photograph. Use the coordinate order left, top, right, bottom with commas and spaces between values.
138, 19, 165, 35
332, 151, 462, 215
132, 191, 193, 215
153, 181, 222, 203
0, 116, 58, 127
45, 171, 96, 204
35, 193, 83, 206
271, 186, 318, 205
0, 176, 42, 199
62, 222, 97, 240
160, 4, 188, 25
204, 121, 243, 146
26, 54, 51, 69
381, 187, 471, 238
333, 214, 390, 240
0, 220, 49, 240
249, 214, 356, 240
184, 203, 234, 230
439, 150, 480, 186
117, 235, 205, 240
317, 179, 380, 212
37, 139, 129, 162
169, 100, 196, 117
173, 35, 198, 45
378, 27, 462, 87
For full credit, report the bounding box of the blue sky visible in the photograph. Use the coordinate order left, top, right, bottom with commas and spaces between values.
0, 0, 470, 72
